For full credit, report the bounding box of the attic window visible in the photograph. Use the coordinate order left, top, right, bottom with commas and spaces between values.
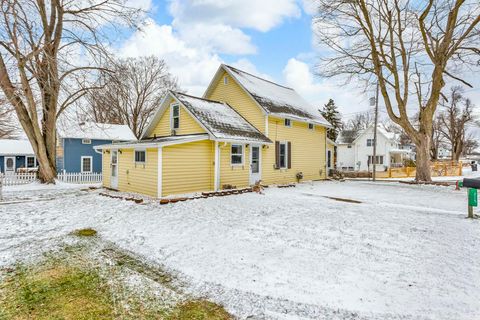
284, 119, 291, 127
308, 123, 314, 130
171, 104, 180, 130
347, 145, 352, 149
367, 138, 375, 147
82, 139, 91, 144
224, 76, 228, 85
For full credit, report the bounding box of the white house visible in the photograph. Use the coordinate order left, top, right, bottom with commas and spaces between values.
336, 125, 414, 172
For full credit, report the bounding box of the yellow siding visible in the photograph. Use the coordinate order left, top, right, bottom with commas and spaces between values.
117, 148, 158, 197
162, 140, 214, 196
206, 70, 266, 134
150, 97, 206, 137
219, 143, 250, 189
101, 151, 110, 188
262, 117, 327, 185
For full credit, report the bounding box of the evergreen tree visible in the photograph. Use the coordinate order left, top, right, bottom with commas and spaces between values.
320, 99, 342, 141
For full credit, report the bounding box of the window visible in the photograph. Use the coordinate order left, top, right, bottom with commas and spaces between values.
224, 76, 228, 85
81, 156, 92, 173
368, 155, 384, 165
347, 145, 352, 149
308, 123, 314, 130
231, 144, 243, 165
134, 150, 146, 164
171, 104, 180, 130
82, 139, 91, 145
26, 156, 36, 168
279, 142, 288, 168
284, 119, 291, 127
367, 138, 375, 147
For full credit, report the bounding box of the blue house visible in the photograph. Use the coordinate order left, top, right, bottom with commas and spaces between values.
56, 122, 136, 173
0, 139, 38, 173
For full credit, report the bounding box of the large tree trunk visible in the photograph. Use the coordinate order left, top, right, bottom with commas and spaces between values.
415, 133, 432, 182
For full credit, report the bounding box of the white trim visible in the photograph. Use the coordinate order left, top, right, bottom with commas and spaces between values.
249, 144, 262, 185
26, 156, 36, 168
214, 141, 220, 191
230, 144, 245, 166
134, 149, 147, 165
157, 147, 163, 198
110, 150, 119, 189
80, 156, 93, 173
4, 156, 15, 173
170, 103, 180, 131
265, 115, 269, 137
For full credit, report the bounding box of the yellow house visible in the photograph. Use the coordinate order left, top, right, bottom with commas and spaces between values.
95, 65, 332, 198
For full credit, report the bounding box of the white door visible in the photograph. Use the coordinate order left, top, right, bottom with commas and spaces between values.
111, 150, 118, 189
250, 145, 261, 185
4, 157, 15, 174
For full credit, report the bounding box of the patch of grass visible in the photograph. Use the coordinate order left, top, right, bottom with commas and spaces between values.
73, 228, 97, 237
167, 300, 232, 320
0, 262, 113, 319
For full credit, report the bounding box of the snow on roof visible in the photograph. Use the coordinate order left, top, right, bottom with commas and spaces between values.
222, 65, 332, 127
58, 122, 136, 141
172, 92, 271, 143
94, 134, 210, 149
0, 139, 34, 156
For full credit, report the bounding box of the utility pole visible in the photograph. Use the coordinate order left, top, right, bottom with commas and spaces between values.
371, 82, 380, 181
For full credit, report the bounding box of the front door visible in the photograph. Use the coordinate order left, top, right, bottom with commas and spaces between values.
111, 150, 118, 189
250, 145, 261, 185
4, 157, 15, 174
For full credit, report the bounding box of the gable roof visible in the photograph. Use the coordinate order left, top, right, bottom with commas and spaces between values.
57, 122, 136, 141
204, 64, 332, 127
142, 91, 271, 144
337, 125, 398, 145
0, 139, 35, 156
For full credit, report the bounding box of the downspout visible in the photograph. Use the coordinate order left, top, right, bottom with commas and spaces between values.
214, 141, 220, 191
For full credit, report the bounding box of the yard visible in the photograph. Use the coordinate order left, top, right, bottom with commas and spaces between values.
1, 180, 479, 319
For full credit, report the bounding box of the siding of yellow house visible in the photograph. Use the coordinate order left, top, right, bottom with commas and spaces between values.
116, 148, 158, 197
150, 97, 206, 137
206, 71, 266, 134
101, 151, 111, 188
162, 140, 214, 196
218, 143, 250, 189
262, 116, 327, 185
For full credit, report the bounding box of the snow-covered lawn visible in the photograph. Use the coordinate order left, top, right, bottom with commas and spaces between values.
1, 181, 479, 319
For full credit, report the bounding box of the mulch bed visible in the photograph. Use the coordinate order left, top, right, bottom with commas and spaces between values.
398, 181, 453, 187
160, 188, 254, 205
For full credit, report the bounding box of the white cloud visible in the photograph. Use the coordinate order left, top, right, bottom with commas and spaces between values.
283, 58, 369, 114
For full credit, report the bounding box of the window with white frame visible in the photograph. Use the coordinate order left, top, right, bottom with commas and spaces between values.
231, 144, 243, 165
26, 156, 36, 168
347, 145, 352, 149
284, 119, 291, 127
366, 138, 375, 147
308, 123, 314, 130
279, 142, 288, 168
81, 156, 92, 173
134, 150, 146, 164
368, 155, 384, 165
82, 139, 91, 144
171, 104, 180, 130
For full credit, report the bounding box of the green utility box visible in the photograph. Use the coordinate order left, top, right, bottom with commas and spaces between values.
468, 188, 478, 207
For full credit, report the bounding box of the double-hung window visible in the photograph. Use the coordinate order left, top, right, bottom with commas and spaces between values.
284, 119, 291, 127
135, 150, 146, 164
81, 156, 92, 173
171, 104, 180, 130
279, 142, 288, 169
231, 144, 243, 165
367, 138, 374, 147
26, 156, 36, 168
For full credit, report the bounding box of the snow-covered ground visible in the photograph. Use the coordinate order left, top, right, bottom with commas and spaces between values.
1, 181, 479, 319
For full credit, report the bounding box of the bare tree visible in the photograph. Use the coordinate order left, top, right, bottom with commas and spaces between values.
430, 114, 445, 160
462, 135, 479, 157
345, 111, 374, 133
315, 1, 480, 181
84, 56, 179, 139
0, 1, 141, 183
0, 99, 16, 138
437, 87, 475, 161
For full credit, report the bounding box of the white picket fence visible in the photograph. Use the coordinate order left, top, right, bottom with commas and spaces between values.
57, 172, 102, 184
0, 172, 102, 186
0, 172, 38, 186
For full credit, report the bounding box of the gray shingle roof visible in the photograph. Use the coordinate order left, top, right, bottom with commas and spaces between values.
171, 92, 271, 144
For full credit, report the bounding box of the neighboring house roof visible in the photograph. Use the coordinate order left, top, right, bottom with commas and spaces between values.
204, 64, 332, 127
327, 138, 337, 146
0, 139, 34, 156
57, 122, 136, 141
171, 92, 271, 144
